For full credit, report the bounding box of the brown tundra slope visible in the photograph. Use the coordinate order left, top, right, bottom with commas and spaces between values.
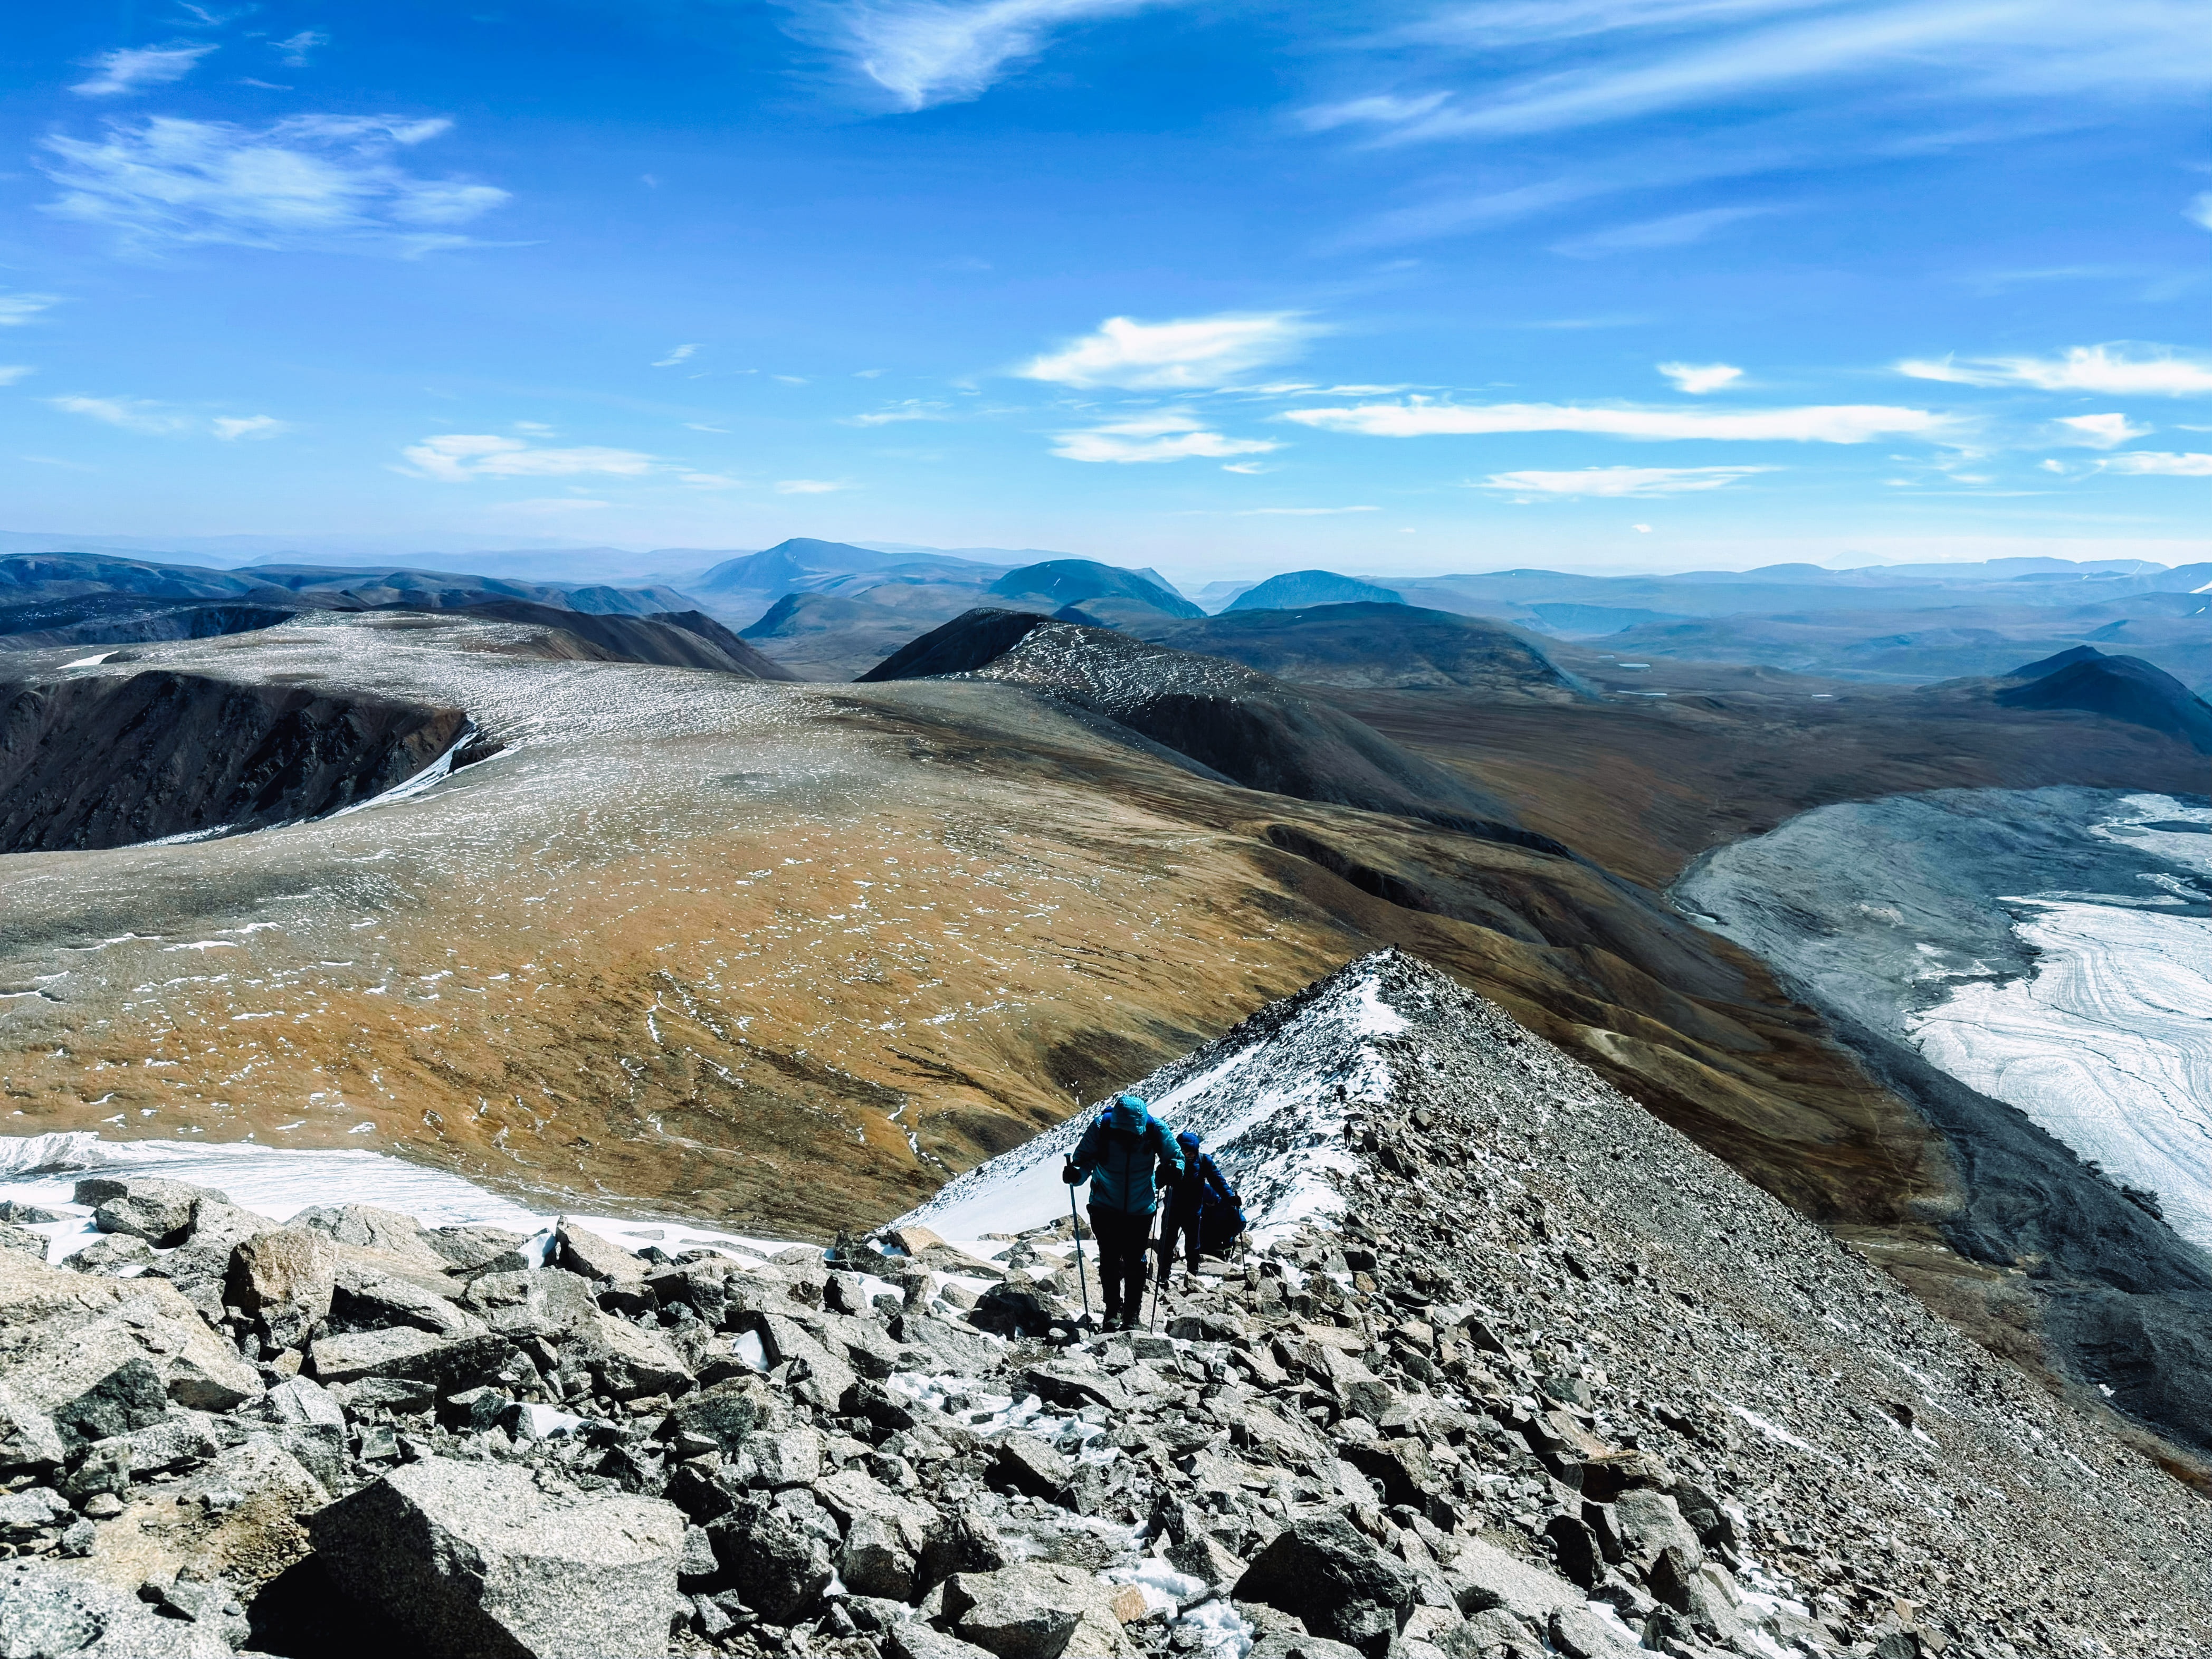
0, 609, 1938, 1247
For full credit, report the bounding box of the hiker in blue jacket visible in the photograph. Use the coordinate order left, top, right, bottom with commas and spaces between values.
1156, 1129, 1236, 1285
1062, 1092, 1184, 1329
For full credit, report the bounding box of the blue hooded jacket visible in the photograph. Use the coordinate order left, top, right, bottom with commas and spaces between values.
1167, 1131, 1235, 1221
1069, 1094, 1185, 1217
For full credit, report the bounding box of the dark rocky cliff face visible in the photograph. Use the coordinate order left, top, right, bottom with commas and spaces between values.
0, 669, 468, 852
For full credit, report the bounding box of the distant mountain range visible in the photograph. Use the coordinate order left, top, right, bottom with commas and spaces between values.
6, 540, 2207, 694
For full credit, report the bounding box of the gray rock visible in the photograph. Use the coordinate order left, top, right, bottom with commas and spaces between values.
328, 1258, 482, 1337
0, 1384, 66, 1473
707, 1493, 834, 1623
991, 1433, 1074, 1501
1234, 1510, 1419, 1659
310, 1455, 687, 1659
0, 1561, 234, 1656
942, 1565, 1087, 1659
1547, 1605, 1636, 1658
738, 1311, 858, 1414
0, 1487, 70, 1540
308, 1326, 517, 1388
465, 1267, 598, 1341
121, 1412, 225, 1476
557, 1219, 646, 1285
228, 1227, 337, 1351
71, 1177, 227, 1248
1439, 1538, 1581, 1623
422, 1223, 531, 1273
1609, 1489, 1702, 1575
890, 1625, 1002, 1659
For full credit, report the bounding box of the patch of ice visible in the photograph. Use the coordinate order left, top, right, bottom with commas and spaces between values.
1905, 894, 2212, 1250
62, 652, 117, 668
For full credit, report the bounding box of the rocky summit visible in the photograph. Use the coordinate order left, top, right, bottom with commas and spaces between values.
0, 950, 2200, 1658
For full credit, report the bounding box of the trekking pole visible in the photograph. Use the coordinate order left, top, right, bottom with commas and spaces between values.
1147, 1204, 1163, 1333
1069, 1182, 1091, 1326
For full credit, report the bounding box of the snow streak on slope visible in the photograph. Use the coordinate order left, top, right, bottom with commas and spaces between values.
0, 1131, 798, 1264
897, 960, 1407, 1243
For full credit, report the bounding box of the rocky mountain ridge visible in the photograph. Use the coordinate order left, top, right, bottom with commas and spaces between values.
0, 951, 2199, 1658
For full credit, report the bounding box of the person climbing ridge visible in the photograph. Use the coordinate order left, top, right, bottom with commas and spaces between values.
1062, 1092, 1183, 1330
1157, 1128, 1237, 1288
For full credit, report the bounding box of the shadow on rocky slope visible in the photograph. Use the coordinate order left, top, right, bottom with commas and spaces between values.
0, 668, 468, 852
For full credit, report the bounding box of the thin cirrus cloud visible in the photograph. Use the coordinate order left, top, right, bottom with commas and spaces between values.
0, 368, 33, 387
273, 31, 330, 68
71, 44, 217, 98
212, 415, 288, 440
1897, 344, 2212, 396
653, 344, 700, 367
1475, 464, 1772, 498
1657, 361, 1742, 394
847, 401, 955, 425
803, 0, 1176, 111
1018, 312, 1318, 391
1283, 398, 1942, 442
2050, 413, 2148, 448
2100, 452, 2212, 476
39, 115, 509, 256
51, 395, 284, 438
1551, 204, 1773, 258
1312, 1, 2206, 148
776, 479, 852, 493
0, 293, 61, 328
1049, 411, 1279, 464
401, 434, 659, 481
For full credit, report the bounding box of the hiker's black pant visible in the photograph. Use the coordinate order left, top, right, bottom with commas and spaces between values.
1088, 1205, 1153, 1315
1157, 1209, 1203, 1275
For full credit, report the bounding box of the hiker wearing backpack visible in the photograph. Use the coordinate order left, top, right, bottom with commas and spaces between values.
1062, 1092, 1184, 1330
1157, 1129, 1237, 1286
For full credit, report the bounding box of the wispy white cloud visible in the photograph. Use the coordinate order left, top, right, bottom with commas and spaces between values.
2100, 451, 2212, 475
72, 43, 217, 98
1020, 312, 1319, 391
401, 434, 659, 481
1657, 360, 1742, 394
1552, 203, 1772, 256
212, 414, 287, 440
776, 478, 851, 493
2050, 413, 2148, 448
1897, 344, 2212, 396
2190, 193, 2212, 232
0, 293, 61, 328
654, 344, 699, 367
51, 394, 198, 434
1219, 460, 1272, 474
681, 472, 746, 488
1475, 463, 1771, 496
806, 0, 1176, 110
0, 367, 36, 386
1285, 397, 1941, 442
1050, 409, 1280, 464
1315, 2, 2207, 147
847, 399, 953, 425
40, 115, 509, 255
272, 31, 329, 68
1235, 505, 1381, 515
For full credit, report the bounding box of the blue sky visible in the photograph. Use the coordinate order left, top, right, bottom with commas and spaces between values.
2, 0, 2207, 581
